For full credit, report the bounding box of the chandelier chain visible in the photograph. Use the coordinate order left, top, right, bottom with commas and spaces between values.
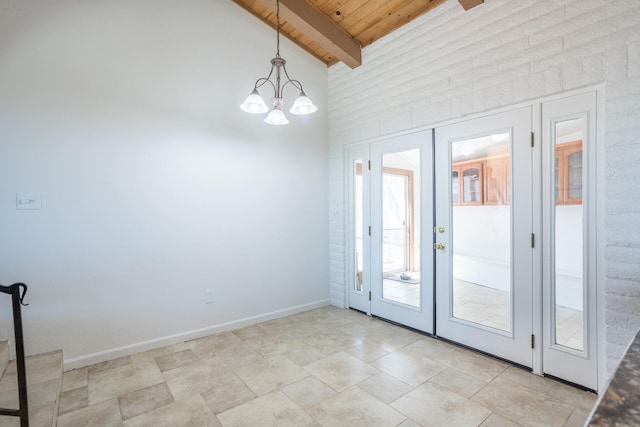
276, 0, 281, 57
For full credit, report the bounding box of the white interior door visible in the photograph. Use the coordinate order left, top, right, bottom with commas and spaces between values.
435, 107, 534, 368
347, 143, 370, 313
369, 131, 434, 333
541, 92, 598, 389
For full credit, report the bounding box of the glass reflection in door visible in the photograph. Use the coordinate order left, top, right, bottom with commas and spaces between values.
353, 160, 364, 292
554, 118, 584, 351
381, 149, 420, 308
451, 132, 512, 332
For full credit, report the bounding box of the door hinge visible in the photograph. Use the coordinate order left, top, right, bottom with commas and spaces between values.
531, 132, 534, 147
531, 334, 535, 349
368, 291, 371, 301
531, 233, 535, 248
368, 160, 371, 170
368, 226, 371, 236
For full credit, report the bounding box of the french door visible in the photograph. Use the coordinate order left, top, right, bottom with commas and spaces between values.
347, 131, 434, 333
435, 107, 534, 368
541, 92, 598, 390
347, 91, 599, 389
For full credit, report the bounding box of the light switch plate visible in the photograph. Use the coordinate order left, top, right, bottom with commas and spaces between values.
16, 193, 42, 210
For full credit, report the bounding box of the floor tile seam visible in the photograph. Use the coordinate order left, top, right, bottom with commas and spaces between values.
421, 370, 487, 401
225, 366, 257, 398
565, 406, 588, 426
493, 412, 526, 427
57, 389, 89, 417
357, 377, 416, 406
198, 382, 253, 418
280, 389, 326, 426
120, 381, 178, 421
476, 410, 496, 427
300, 385, 408, 426
26, 350, 63, 361
87, 356, 134, 376
160, 353, 227, 378
87, 377, 167, 409
65, 397, 123, 424
229, 361, 288, 402
1, 391, 58, 412
301, 367, 349, 394
114, 392, 128, 423
431, 358, 507, 384
86, 357, 156, 382
122, 393, 217, 425
470, 375, 578, 425
3, 364, 49, 378
490, 372, 583, 411
116, 381, 186, 422
460, 373, 491, 402
413, 380, 496, 423
50, 362, 64, 427
388, 344, 450, 364
0, 374, 63, 395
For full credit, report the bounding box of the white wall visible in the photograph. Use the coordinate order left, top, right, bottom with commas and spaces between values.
0, 0, 329, 367
328, 0, 640, 375
0, 293, 10, 343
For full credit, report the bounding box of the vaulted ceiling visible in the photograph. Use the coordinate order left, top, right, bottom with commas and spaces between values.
231, 0, 484, 68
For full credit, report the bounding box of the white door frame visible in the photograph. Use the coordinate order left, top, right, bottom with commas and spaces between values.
343, 85, 604, 392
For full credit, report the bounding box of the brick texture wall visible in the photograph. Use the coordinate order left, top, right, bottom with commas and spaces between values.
328, 0, 640, 374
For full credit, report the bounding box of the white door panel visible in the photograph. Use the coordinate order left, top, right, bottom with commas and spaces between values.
370, 131, 434, 333
541, 91, 598, 389
435, 107, 533, 368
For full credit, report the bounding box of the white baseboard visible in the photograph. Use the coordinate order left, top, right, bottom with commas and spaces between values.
63, 299, 331, 371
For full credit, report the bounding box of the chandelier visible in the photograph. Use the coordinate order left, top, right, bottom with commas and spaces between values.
240, 0, 317, 125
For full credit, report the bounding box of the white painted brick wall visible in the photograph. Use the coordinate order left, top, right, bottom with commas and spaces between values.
328, 0, 640, 374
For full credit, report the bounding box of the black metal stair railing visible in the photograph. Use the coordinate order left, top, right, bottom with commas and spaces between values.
0, 282, 29, 427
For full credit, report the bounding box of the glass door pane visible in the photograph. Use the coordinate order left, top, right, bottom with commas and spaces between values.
451, 133, 511, 332
347, 144, 370, 314
553, 118, 584, 351
354, 160, 364, 292
381, 149, 420, 308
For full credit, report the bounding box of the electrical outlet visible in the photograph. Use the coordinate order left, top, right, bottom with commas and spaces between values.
205, 289, 214, 304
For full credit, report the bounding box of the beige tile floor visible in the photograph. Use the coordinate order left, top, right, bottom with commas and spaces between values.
55, 306, 596, 427
0, 350, 63, 427
386, 278, 584, 349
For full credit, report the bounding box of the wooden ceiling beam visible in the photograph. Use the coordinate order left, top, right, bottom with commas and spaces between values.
261, 0, 362, 69
458, 0, 484, 11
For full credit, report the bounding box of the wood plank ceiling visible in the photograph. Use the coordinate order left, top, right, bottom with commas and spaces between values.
231, 0, 484, 68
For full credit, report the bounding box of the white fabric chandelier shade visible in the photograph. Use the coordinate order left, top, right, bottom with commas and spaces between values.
239, 0, 317, 125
